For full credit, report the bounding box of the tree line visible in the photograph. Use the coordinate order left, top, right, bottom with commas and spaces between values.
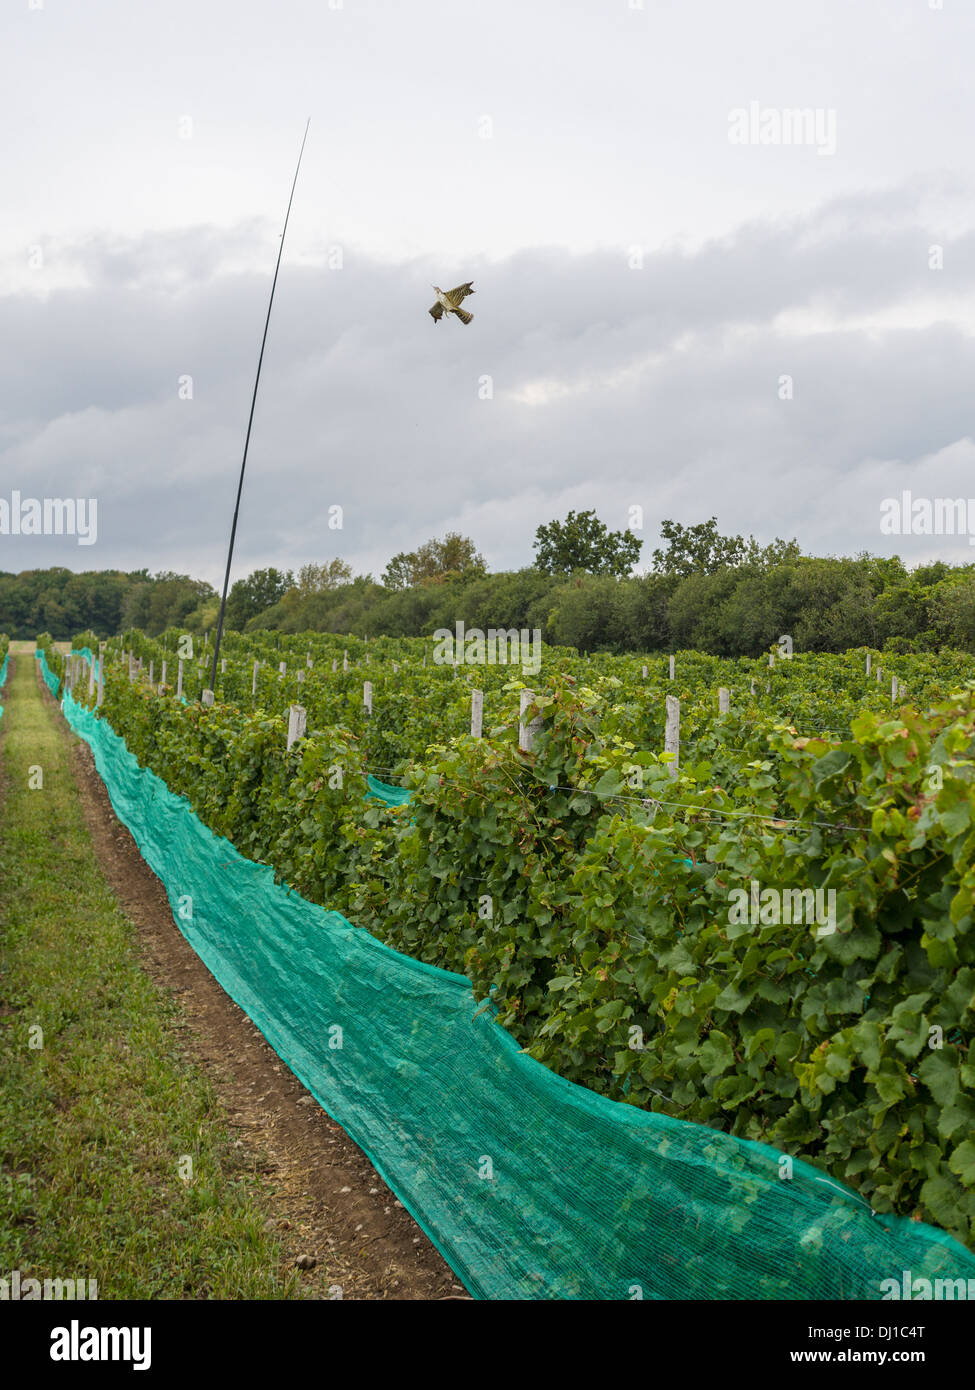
3, 513, 973, 655
0, 568, 216, 642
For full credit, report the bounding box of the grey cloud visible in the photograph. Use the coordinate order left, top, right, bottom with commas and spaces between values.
3, 187, 975, 585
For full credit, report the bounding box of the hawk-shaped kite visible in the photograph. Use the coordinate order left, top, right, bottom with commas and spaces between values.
429, 281, 475, 325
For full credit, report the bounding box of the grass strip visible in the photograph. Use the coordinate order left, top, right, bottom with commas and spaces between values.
0, 652, 300, 1299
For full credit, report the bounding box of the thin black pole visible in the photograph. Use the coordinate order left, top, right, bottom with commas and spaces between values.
208, 118, 310, 696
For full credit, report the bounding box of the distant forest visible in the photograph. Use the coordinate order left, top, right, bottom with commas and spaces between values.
3, 515, 974, 656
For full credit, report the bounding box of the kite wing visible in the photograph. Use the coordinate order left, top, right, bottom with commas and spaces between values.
444, 281, 474, 306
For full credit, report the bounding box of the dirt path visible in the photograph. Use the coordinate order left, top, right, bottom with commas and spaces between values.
30, 649, 465, 1301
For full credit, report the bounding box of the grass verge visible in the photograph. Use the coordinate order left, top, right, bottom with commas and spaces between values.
0, 652, 301, 1298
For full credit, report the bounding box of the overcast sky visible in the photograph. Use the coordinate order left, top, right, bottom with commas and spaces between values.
3, 0, 975, 586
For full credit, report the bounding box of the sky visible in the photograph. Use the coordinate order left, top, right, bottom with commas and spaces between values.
3, 0, 975, 587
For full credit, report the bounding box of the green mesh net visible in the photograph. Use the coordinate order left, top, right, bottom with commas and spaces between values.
365, 773, 413, 808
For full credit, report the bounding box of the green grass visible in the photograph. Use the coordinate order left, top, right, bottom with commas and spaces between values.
0, 653, 301, 1298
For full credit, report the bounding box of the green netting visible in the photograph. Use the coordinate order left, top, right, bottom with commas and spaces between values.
36, 648, 61, 697
51, 669, 975, 1299
365, 773, 413, 808
74, 646, 101, 681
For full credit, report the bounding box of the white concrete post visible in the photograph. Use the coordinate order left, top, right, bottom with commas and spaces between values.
665, 695, 680, 779
287, 704, 307, 750
519, 689, 543, 751
471, 688, 483, 739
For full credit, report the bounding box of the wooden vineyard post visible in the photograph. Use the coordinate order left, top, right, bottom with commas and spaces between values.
750, 677, 756, 696
161, 660, 168, 688
668, 655, 675, 680
177, 660, 184, 698
128, 651, 135, 683
471, 688, 483, 739
642, 666, 648, 679
519, 690, 542, 752
202, 689, 215, 707
891, 675, 899, 704
332, 659, 337, 673
876, 665, 882, 685
252, 660, 260, 697
221, 658, 227, 674
718, 687, 730, 714
866, 653, 871, 675
665, 695, 680, 779
287, 704, 307, 750
279, 661, 286, 677
88, 654, 96, 697
363, 681, 372, 714
769, 653, 775, 668
343, 650, 349, 672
